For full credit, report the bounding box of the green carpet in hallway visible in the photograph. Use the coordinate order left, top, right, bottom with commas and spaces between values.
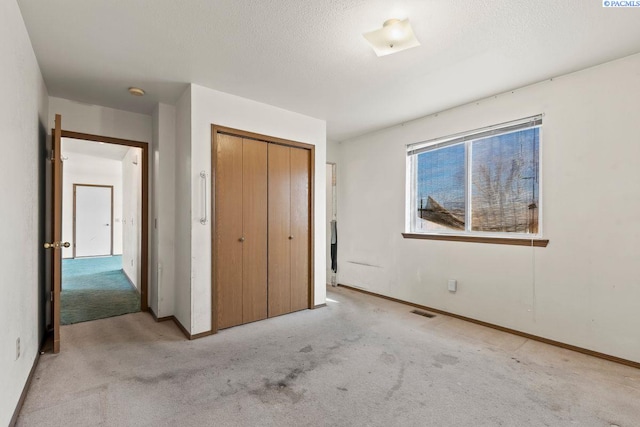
61, 255, 140, 325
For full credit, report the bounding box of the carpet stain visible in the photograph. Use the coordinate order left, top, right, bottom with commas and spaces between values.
299, 345, 313, 353
379, 352, 397, 365
329, 357, 345, 365
434, 353, 459, 366
386, 362, 406, 400
432, 362, 443, 369
328, 342, 342, 350
129, 366, 204, 385
337, 387, 348, 392
249, 363, 317, 404
130, 372, 176, 384
219, 380, 245, 398
284, 367, 304, 382
343, 333, 364, 343
251, 376, 303, 404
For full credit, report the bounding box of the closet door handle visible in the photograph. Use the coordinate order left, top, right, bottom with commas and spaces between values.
239, 237, 245, 242
200, 171, 207, 225
288, 235, 293, 240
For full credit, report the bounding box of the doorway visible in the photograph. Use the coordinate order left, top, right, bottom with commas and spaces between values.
326, 163, 337, 287
59, 138, 143, 326
46, 114, 149, 352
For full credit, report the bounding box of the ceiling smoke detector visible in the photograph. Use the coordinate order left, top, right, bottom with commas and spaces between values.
128, 87, 145, 96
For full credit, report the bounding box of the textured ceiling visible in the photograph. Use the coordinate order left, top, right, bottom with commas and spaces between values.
18, 0, 640, 141
62, 138, 131, 161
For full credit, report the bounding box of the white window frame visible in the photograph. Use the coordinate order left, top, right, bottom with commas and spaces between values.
406, 115, 543, 239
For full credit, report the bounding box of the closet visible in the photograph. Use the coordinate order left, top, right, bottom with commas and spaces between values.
215, 134, 268, 329
213, 128, 312, 331
268, 144, 310, 317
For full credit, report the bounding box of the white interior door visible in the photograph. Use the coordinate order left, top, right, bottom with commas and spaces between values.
75, 185, 113, 257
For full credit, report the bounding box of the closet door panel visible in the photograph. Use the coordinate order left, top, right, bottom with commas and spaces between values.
242, 138, 268, 323
268, 144, 291, 317
215, 134, 244, 329
290, 147, 310, 312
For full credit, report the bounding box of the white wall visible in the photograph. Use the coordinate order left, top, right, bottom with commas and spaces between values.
0, 0, 49, 424
187, 84, 327, 334
338, 53, 640, 363
152, 103, 177, 317
174, 89, 192, 330
122, 147, 142, 289
49, 97, 152, 143
61, 152, 123, 258
151, 107, 160, 312
327, 139, 341, 164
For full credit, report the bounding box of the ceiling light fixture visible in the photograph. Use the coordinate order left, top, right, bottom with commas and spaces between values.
128, 87, 145, 96
363, 18, 420, 57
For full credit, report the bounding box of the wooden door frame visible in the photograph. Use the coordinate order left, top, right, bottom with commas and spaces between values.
51, 115, 62, 353
72, 184, 114, 258
210, 124, 315, 334
56, 130, 149, 312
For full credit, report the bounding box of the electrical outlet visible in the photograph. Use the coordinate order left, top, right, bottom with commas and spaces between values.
448, 279, 457, 292
16, 337, 20, 360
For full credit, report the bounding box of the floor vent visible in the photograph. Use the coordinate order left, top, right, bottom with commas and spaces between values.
411, 309, 436, 318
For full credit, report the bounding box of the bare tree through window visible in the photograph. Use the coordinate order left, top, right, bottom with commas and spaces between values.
411, 121, 540, 235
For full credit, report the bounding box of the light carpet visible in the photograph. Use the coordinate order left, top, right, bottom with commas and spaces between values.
18, 286, 640, 426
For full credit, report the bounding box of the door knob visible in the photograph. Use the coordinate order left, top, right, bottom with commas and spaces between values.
44, 241, 71, 249
239, 237, 245, 242
288, 235, 294, 240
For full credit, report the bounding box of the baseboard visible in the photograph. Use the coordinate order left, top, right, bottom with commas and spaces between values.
148, 307, 173, 323
313, 303, 327, 309
10, 351, 41, 426
152, 312, 213, 340
190, 329, 214, 340
122, 270, 139, 294
337, 283, 640, 370
170, 316, 191, 339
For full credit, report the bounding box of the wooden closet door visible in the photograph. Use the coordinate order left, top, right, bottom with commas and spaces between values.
215, 134, 244, 329
268, 144, 291, 317
290, 147, 310, 312
242, 139, 268, 323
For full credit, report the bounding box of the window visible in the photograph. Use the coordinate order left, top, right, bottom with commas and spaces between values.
407, 116, 541, 238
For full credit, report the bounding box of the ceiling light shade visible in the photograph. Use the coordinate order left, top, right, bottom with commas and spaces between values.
363, 18, 420, 57
128, 87, 145, 96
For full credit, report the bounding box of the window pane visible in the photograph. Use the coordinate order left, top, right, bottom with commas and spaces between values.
470, 128, 539, 233
415, 143, 465, 232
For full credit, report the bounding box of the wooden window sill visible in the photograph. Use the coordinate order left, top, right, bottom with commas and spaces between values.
401, 233, 549, 247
